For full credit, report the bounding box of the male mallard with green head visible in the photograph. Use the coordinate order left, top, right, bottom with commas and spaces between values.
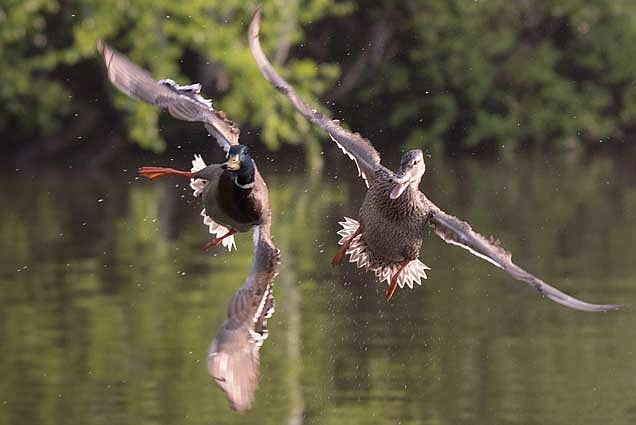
99, 40, 280, 411
98, 41, 269, 251
248, 10, 622, 312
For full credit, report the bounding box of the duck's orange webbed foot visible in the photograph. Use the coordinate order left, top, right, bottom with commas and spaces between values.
332, 225, 363, 267
203, 229, 238, 251
138, 166, 194, 180
386, 259, 412, 302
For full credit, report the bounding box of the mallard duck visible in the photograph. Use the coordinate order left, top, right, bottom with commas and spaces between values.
99, 40, 280, 410
248, 10, 622, 312
207, 219, 280, 412
98, 41, 269, 251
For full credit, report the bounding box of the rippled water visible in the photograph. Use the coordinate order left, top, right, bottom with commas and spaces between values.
1, 151, 635, 425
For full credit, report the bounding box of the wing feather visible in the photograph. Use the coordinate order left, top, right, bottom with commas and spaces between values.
97, 40, 240, 153
248, 9, 386, 186
428, 203, 622, 312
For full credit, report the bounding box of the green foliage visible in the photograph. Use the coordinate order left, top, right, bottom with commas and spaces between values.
356, 0, 636, 151
5, 0, 636, 153
0, 0, 68, 134
0, 0, 349, 151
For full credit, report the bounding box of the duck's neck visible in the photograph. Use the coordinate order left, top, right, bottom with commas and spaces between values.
382, 182, 421, 219
391, 184, 416, 204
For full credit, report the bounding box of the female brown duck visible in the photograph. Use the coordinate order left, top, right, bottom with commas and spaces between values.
249, 9, 621, 312
98, 41, 268, 251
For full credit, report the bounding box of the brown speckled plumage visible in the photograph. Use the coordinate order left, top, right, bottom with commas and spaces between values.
250, 8, 622, 312
359, 168, 429, 266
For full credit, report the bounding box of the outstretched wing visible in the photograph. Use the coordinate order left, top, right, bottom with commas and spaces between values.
207, 222, 280, 412
427, 202, 622, 312
248, 8, 387, 187
97, 40, 239, 153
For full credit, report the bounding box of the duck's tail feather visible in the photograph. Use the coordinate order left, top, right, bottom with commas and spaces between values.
190, 154, 207, 197
201, 209, 236, 251
189, 154, 236, 251
337, 217, 430, 290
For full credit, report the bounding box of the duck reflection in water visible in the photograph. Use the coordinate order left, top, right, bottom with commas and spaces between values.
207, 222, 280, 412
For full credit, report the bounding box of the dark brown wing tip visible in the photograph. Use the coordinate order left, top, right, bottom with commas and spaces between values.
96, 39, 114, 61
588, 303, 624, 312
249, 6, 262, 41
547, 295, 624, 313
231, 399, 251, 414
96, 39, 115, 77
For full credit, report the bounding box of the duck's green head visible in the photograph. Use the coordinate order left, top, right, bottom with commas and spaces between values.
390, 149, 425, 199
223, 145, 255, 188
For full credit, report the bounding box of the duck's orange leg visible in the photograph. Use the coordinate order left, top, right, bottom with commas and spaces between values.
386, 259, 412, 302
331, 225, 363, 267
203, 229, 238, 251
138, 166, 193, 180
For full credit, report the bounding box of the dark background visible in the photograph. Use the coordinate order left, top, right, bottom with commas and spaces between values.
4, 0, 636, 166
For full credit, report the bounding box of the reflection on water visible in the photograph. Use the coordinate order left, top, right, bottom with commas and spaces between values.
1, 152, 635, 425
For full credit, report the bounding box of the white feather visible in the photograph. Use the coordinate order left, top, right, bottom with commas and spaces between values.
329, 135, 370, 188
190, 154, 207, 197
188, 154, 236, 251
200, 209, 236, 251
337, 217, 430, 290
444, 239, 504, 269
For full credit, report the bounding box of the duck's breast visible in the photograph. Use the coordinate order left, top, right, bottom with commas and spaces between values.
359, 180, 428, 264
204, 171, 263, 232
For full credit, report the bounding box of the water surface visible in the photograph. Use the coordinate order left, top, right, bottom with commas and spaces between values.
1, 152, 634, 425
